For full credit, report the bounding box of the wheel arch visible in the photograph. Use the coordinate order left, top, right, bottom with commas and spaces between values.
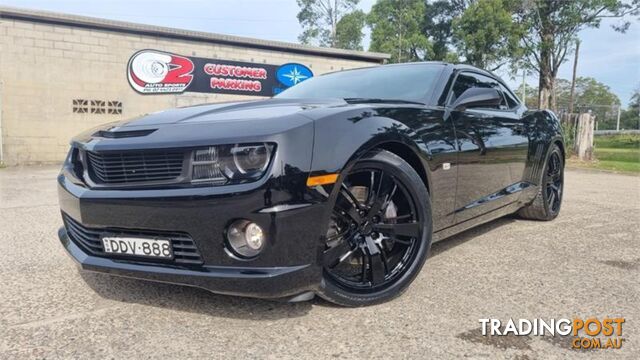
309, 114, 434, 196
554, 139, 565, 160
375, 141, 430, 195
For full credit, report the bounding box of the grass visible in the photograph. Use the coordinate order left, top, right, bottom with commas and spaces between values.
568, 134, 640, 174
594, 134, 640, 149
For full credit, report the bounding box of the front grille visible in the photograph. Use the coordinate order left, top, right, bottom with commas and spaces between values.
62, 213, 203, 265
86, 150, 185, 184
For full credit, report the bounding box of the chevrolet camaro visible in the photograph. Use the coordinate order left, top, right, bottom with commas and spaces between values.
58, 62, 564, 306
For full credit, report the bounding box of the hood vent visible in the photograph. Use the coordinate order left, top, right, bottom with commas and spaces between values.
93, 129, 157, 139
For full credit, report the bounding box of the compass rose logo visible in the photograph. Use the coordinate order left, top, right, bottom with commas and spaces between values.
283, 66, 309, 85
276, 63, 314, 88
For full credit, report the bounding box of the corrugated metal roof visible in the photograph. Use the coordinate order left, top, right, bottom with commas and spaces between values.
0, 5, 390, 63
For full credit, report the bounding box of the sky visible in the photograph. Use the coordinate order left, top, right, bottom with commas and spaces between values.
1, 0, 638, 107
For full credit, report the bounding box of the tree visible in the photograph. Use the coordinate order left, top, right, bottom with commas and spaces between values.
422, 0, 469, 61
296, 0, 363, 49
514, 0, 640, 111
516, 76, 623, 128
575, 77, 621, 108
368, 0, 431, 63
335, 10, 366, 50
452, 0, 523, 71
514, 82, 538, 108
619, 86, 640, 129
517, 77, 621, 108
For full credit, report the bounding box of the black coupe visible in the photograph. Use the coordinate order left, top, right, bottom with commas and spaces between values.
58, 62, 564, 306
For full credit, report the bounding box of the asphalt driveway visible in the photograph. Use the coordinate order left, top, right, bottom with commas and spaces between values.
0, 166, 638, 359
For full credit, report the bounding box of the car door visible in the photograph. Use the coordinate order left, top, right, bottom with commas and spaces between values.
449, 71, 529, 223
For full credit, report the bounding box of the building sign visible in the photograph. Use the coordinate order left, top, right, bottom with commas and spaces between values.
127, 49, 313, 96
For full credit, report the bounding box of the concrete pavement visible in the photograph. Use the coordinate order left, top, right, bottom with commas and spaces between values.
0, 166, 638, 359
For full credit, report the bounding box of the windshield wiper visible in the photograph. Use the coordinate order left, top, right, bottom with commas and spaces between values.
343, 98, 425, 105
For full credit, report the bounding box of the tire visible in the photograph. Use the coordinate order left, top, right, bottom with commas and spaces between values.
518, 144, 564, 221
317, 149, 432, 307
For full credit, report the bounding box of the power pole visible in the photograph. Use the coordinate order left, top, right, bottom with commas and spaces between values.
568, 40, 580, 114
616, 105, 621, 131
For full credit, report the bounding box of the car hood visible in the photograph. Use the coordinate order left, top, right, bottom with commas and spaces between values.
71, 98, 351, 152
121, 98, 348, 127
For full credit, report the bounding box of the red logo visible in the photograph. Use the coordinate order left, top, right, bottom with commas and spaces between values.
127, 50, 194, 94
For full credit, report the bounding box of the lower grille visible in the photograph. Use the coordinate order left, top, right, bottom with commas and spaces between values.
62, 213, 203, 265
86, 150, 185, 184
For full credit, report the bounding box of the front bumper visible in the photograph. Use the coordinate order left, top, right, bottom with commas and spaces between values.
58, 227, 319, 298
57, 167, 330, 299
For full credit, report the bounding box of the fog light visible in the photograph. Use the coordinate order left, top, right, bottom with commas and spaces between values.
226, 220, 265, 258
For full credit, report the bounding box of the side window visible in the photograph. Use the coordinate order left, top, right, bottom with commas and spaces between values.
471, 73, 506, 110
498, 83, 520, 109
449, 73, 478, 104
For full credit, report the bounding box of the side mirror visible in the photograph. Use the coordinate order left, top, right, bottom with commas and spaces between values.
452, 87, 502, 111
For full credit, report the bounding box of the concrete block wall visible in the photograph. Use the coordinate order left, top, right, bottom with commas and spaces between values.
0, 17, 379, 165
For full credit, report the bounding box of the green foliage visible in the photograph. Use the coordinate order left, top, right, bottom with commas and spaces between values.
596, 147, 640, 162
588, 157, 640, 173
296, 0, 363, 49
592, 134, 640, 173
513, 0, 640, 109
630, 87, 640, 112
516, 77, 621, 109
619, 87, 640, 129
517, 77, 628, 129
422, 0, 466, 61
452, 0, 522, 70
335, 10, 366, 50
570, 134, 640, 173
595, 134, 640, 149
561, 120, 576, 154
368, 0, 431, 63
575, 77, 621, 107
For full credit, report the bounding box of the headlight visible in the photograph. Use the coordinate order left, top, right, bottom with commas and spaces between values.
191, 143, 274, 184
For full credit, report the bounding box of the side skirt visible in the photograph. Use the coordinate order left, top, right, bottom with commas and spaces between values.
432, 201, 523, 242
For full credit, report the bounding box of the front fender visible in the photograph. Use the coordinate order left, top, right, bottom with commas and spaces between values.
310, 111, 431, 175
307, 106, 457, 232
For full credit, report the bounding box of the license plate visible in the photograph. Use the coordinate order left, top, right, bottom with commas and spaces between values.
102, 236, 173, 259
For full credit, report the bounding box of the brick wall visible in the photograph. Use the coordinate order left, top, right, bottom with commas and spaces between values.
0, 17, 379, 165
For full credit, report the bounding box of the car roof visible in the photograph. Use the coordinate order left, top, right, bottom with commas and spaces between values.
320, 61, 495, 79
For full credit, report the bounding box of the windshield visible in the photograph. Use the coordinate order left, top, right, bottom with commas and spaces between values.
275, 63, 444, 102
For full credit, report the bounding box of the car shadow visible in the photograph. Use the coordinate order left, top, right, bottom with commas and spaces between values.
79, 271, 313, 320
80, 215, 518, 315
429, 215, 517, 258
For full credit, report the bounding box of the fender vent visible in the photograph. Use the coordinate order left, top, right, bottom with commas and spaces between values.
527, 144, 544, 183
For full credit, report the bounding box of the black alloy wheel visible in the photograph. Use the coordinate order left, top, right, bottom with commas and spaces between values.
317, 150, 432, 306
545, 151, 563, 215
518, 144, 564, 221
